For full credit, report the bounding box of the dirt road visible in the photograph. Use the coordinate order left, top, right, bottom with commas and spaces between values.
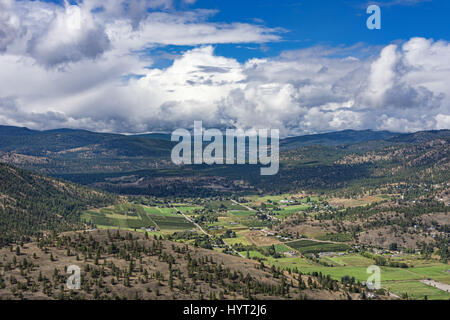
421, 279, 450, 293
179, 211, 245, 258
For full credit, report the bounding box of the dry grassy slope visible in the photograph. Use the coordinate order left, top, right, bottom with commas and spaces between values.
337, 138, 449, 168
0, 230, 371, 300
356, 209, 448, 248
277, 201, 449, 249
0, 151, 49, 165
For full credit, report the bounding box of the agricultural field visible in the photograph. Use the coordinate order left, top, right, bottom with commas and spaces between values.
273, 204, 312, 219
245, 194, 319, 206
320, 253, 374, 267
383, 281, 450, 300
269, 251, 449, 299
223, 234, 253, 247
286, 239, 350, 254
174, 205, 203, 215
81, 193, 449, 300
229, 210, 255, 217
204, 200, 249, 211
237, 248, 450, 300
262, 244, 293, 253
82, 203, 195, 234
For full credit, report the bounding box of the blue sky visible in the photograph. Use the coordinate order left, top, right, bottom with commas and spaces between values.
200, 0, 449, 60
100, 0, 450, 70
0, 0, 449, 134
44, 0, 450, 62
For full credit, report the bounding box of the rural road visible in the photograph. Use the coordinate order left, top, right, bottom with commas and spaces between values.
222, 239, 246, 258
421, 279, 450, 293
388, 292, 401, 299
179, 211, 245, 258
179, 212, 209, 236
231, 199, 255, 211
230, 199, 280, 222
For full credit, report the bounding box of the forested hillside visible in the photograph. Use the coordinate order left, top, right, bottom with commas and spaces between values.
0, 126, 174, 174
0, 163, 117, 247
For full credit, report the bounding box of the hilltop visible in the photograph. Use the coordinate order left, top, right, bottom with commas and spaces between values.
0, 229, 383, 300
280, 129, 399, 149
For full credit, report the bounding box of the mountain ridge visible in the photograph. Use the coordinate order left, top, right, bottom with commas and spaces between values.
2, 125, 449, 148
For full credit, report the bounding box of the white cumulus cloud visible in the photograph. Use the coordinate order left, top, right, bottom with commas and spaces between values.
0, 1, 448, 136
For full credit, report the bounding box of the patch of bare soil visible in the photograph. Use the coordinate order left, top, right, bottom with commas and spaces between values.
245, 230, 280, 246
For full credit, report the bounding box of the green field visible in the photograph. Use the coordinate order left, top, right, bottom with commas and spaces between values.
262, 244, 293, 253
245, 194, 319, 205
205, 200, 249, 211
239, 250, 267, 259
321, 254, 374, 267
286, 239, 350, 254
223, 232, 253, 246
243, 249, 450, 300
273, 204, 311, 219
383, 281, 450, 300
82, 204, 195, 232
175, 206, 203, 215
229, 210, 255, 217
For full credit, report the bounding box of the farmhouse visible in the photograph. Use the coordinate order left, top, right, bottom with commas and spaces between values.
284, 251, 298, 257
143, 227, 158, 232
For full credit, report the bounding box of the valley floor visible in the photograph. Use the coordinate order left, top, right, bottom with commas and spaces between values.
78, 192, 450, 300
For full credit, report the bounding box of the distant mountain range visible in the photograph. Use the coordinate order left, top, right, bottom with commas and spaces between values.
134, 132, 173, 141
279, 130, 400, 149
0, 125, 448, 233
0, 125, 448, 191
0, 125, 174, 157
2, 125, 448, 153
